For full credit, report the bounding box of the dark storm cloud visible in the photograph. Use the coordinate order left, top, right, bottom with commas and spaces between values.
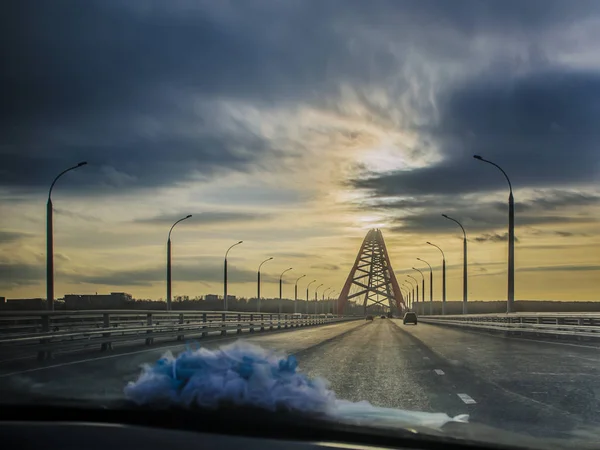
517, 191, 600, 212
518, 264, 600, 273
0, 262, 44, 287
135, 211, 270, 226
310, 263, 340, 271
65, 263, 277, 287
390, 210, 592, 235
3, 0, 600, 195
473, 233, 519, 243
0, 231, 32, 243
368, 188, 598, 235
0, 0, 348, 192
271, 252, 321, 259
352, 69, 600, 198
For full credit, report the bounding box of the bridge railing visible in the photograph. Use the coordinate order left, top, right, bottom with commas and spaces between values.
0, 310, 353, 360
419, 313, 600, 340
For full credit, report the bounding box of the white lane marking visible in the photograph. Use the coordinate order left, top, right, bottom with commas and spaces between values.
422, 356, 430, 360
434, 369, 445, 375
529, 372, 588, 376
457, 393, 477, 404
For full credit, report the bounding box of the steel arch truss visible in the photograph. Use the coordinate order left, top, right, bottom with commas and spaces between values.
337, 229, 405, 315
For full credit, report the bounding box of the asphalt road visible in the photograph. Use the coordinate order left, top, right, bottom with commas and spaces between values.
2, 317, 600, 444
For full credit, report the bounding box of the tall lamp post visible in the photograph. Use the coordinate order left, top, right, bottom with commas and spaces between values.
306, 280, 317, 314
167, 214, 192, 311
474, 155, 515, 313
279, 267, 293, 314
442, 214, 468, 314
405, 283, 413, 308
294, 274, 306, 313
407, 276, 418, 311
417, 258, 433, 315
401, 284, 410, 308
412, 267, 425, 315
47, 161, 87, 311
427, 241, 446, 315
315, 283, 324, 314
404, 278, 418, 309
323, 287, 332, 313
257, 257, 273, 312
224, 241, 243, 311
329, 290, 337, 314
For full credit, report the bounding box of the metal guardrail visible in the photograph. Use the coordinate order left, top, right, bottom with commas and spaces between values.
419, 313, 600, 340
0, 310, 356, 360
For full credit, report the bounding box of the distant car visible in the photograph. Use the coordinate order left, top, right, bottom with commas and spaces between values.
403, 312, 418, 325
366, 315, 374, 321
380, 315, 386, 319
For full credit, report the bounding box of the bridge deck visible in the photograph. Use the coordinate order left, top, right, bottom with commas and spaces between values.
1, 318, 599, 441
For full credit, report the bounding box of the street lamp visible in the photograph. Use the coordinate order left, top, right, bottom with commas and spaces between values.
279, 267, 293, 314
315, 283, 324, 314
427, 241, 446, 315
412, 267, 425, 315
224, 241, 243, 311
405, 283, 413, 307
405, 279, 416, 309
417, 258, 433, 315
474, 155, 515, 313
406, 276, 418, 311
306, 280, 317, 315
167, 215, 192, 311
329, 290, 337, 314
257, 257, 273, 312
294, 274, 306, 313
442, 214, 468, 314
401, 284, 410, 308
47, 161, 87, 311
323, 287, 332, 314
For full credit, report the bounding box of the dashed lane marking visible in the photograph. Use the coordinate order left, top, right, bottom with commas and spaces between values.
457, 393, 477, 404
434, 369, 445, 375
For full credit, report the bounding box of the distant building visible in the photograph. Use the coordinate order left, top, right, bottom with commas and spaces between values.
203, 294, 234, 302
64, 292, 133, 309
1, 298, 45, 310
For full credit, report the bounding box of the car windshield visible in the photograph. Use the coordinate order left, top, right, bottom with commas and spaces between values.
1, 1, 600, 449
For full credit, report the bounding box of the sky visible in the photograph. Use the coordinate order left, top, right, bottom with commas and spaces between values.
1, 0, 599, 303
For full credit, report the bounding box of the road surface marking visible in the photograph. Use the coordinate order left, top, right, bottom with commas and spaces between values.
434, 369, 445, 375
422, 356, 430, 360
457, 393, 476, 404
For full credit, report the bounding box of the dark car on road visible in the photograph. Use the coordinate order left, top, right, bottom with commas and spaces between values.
365, 315, 374, 321
403, 312, 418, 325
